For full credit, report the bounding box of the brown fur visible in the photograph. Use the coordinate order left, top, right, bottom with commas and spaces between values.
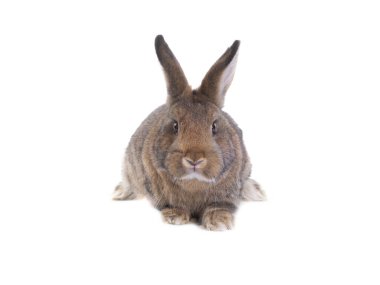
114, 35, 262, 230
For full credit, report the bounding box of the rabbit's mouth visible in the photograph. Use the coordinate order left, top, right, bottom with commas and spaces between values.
165, 148, 222, 184
178, 157, 216, 183
180, 172, 216, 184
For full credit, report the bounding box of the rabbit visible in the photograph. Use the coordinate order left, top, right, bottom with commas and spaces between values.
113, 35, 265, 230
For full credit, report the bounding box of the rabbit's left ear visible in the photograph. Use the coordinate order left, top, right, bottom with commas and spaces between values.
155, 35, 190, 104
199, 40, 240, 108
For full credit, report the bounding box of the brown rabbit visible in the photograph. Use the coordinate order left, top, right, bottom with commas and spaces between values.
113, 35, 265, 230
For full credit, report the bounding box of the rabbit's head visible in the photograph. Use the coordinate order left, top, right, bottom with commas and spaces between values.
154, 35, 242, 188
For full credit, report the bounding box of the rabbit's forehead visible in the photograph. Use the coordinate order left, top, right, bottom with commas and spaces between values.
170, 101, 220, 122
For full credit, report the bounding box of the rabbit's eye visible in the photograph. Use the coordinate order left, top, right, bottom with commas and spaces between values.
173, 121, 179, 134
212, 121, 217, 135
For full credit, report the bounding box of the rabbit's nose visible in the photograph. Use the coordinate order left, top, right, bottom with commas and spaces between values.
182, 157, 207, 169
186, 158, 203, 166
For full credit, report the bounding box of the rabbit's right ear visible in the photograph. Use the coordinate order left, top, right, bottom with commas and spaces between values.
155, 35, 190, 104
199, 40, 240, 108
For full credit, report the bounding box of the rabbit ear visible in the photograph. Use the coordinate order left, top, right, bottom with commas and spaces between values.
155, 35, 190, 103
199, 40, 240, 108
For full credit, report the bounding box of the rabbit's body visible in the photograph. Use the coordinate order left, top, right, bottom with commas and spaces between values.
113, 36, 265, 230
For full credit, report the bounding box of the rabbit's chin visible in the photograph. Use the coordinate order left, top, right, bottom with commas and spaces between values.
175, 172, 218, 191
179, 172, 216, 184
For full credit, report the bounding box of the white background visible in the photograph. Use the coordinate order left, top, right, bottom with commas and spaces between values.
1, 0, 379, 284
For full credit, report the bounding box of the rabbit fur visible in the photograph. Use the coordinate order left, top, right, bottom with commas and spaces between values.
113, 35, 265, 230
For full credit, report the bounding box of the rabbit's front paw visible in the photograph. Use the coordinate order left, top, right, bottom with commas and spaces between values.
161, 208, 190, 225
202, 208, 234, 231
